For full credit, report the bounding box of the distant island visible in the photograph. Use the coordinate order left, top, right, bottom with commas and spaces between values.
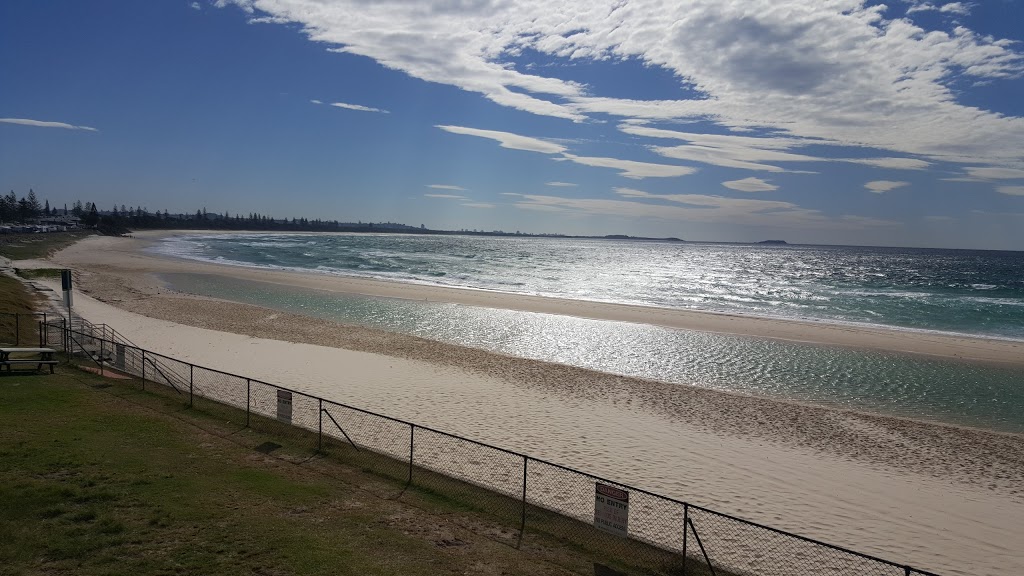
604, 235, 684, 242
757, 240, 788, 245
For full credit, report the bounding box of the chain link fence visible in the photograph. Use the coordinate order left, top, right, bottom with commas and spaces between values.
42, 321, 942, 576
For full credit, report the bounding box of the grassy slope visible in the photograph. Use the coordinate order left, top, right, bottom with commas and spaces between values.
0, 369, 591, 576
0, 229, 95, 261
0, 273, 44, 346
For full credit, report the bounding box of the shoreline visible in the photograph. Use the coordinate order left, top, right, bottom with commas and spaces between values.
60, 231, 1024, 367
32, 231, 1024, 575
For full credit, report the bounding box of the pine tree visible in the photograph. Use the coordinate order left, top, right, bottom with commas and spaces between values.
26, 189, 42, 219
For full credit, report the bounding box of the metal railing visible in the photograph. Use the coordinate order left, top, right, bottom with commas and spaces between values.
40, 320, 942, 576
0, 312, 50, 346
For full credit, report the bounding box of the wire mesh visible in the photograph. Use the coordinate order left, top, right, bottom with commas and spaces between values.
142, 350, 193, 394
319, 401, 411, 484
687, 507, 908, 576
524, 458, 687, 574
39, 323, 944, 576
412, 428, 524, 524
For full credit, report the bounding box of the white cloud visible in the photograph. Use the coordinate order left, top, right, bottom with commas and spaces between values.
0, 118, 98, 131
996, 186, 1024, 196
964, 167, 1024, 180
425, 193, 467, 199
514, 189, 896, 229
624, 125, 935, 173
561, 153, 696, 179
545, 181, 578, 187
191, 2, 201, 10
426, 184, 466, 191
865, 180, 910, 193
310, 99, 322, 105
461, 202, 495, 208
329, 101, 389, 114
436, 125, 566, 154
722, 177, 778, 192
844, 157, 931, 170
215, 0, 1024, 171
940, 3, 971, 15
905, 1, 972, 16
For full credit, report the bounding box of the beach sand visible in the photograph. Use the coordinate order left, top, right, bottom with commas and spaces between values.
35, 232, 1024, 576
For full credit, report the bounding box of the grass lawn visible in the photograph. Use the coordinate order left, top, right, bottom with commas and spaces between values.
0, 367, 600, 575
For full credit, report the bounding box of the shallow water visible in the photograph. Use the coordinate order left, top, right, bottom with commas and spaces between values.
162, 272, 1024, 434
152, 233, 1024, 340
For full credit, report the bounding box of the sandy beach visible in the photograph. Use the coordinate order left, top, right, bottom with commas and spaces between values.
31, 232, 1024, 576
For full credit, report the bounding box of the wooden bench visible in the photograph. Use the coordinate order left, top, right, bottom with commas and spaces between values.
0, 347, 58, 373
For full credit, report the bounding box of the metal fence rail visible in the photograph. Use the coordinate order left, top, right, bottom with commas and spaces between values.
36, 320, 942, 576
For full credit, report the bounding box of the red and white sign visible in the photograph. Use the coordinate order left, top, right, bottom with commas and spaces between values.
594, 483, 629, 537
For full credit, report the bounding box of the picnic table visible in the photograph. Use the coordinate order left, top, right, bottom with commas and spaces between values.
0, 347, 58, 373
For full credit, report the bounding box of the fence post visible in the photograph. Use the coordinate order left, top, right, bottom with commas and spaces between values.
99, 337, 104, 376
189, 364, 194, 407
408, 424, 415, 485
905, 568, 911, 576
245, 379, 251, 427
43, 313, 47, 345
38, 320, 43, 347
318, 399, 323, 453
682, 502, 689, 576
141, 349, 146, 390
64, 318, 69, 362
15, 314, 19, 346
519, 456, 528, 546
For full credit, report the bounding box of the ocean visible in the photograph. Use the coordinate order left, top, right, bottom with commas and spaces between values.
152, 233, 1024, 433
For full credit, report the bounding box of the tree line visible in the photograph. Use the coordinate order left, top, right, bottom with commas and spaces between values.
2, 189, 422, 235
0, 189, 58, 224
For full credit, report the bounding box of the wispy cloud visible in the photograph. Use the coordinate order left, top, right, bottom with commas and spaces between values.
905, 1, 972, 16
511, 188, 897, 230
0, 118, 98, 132
722, 177, 778, 192
425, 193, 467, 199
996, 186, 1024, 196
865, 180, 910, 193
216, 0, 1024, 171
329, 101, 389, 114
545, 181, 578, 187
435, 125, 566, 154
310, 99, 323, 105
191, 1, 201, 10
624, 125, 933, 173
461, 202, 495, 209
964, 167, 1024, 180
843, 158, 930, 170
426, 184, 466, 191
561, 153, 696, 179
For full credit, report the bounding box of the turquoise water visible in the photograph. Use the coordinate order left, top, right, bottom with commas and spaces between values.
152, 233, 1024, 339
162, 272, 1024, 434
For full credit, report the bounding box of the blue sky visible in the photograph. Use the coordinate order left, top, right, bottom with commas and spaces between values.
2, 0, 1023, 249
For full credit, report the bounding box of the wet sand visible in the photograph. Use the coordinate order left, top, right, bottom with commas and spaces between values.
36, 232, 1024, 576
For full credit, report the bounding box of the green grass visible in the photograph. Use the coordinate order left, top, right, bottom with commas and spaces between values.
15, 267, 64, 280
3, 368, 721, 576
0, 229, 95, 260
0, 274, 43, 346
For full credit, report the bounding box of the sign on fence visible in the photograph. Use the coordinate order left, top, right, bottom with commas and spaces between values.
594, 483, 629, 537
277, 390, 292, 424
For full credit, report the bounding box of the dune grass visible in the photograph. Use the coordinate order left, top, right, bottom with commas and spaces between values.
0, 229, 95, 261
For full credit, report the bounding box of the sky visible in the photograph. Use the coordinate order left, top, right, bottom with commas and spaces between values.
2, 1, 1023, 249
